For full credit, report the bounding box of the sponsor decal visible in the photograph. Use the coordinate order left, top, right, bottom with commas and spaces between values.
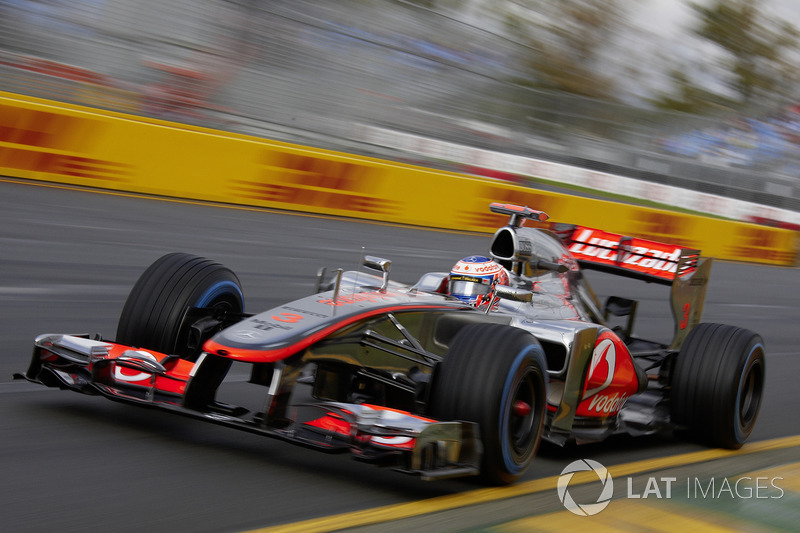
113, 350, 159, 383
633, 211, 690, 245
568, 228, 683, 275
114, 367, 151, 383
370, 436, 414, 447
271, 312, 304, 323
0, 103, 130, 181
587, 392, 628, 414
470, 263, 501, 274
282, 306, 329, 319
579, 330, 637, 416
517, 238, 533, 257
233, 330, 261, 339
0, 148, 130, 181
251, 318, 292, 331
235, 308, 324, 337
583, 337, 616, 399
232, 152, 398, 215
729, 226, 798, 264
318, 289, 403, 306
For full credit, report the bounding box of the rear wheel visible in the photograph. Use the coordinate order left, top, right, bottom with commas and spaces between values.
671, 323, 765, 449
428, 323, 547, 485
116, 253, 244, 360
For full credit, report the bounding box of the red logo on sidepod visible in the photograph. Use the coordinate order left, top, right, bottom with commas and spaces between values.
576, 329, 639, 417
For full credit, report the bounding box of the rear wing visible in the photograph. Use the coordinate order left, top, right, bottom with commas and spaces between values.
488, 203, 712, 350
554, 224, 699, 286
553, 224, 714, 349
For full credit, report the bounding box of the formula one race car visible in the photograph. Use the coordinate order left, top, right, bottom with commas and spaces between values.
15, 203, 766, 485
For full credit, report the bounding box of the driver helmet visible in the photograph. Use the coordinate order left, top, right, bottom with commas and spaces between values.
448, 255, 509, 306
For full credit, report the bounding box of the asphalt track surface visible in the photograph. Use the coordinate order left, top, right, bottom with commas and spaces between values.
1, 178, 799, 532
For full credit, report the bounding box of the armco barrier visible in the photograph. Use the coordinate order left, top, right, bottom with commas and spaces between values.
1, 91, 797, 266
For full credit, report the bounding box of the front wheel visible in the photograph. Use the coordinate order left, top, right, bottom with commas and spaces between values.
428, 323, 547, 485
670, 323, 765, 449
116, 253, 244, 360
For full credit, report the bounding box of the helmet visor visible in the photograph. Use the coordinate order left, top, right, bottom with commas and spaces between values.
448, 274, 492, 298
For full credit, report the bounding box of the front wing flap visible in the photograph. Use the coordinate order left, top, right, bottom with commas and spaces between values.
296, 403, 481, 480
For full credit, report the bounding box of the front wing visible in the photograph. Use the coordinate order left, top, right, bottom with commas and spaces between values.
15, 333, 481, 481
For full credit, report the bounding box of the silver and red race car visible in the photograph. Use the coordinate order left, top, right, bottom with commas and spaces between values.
16, 203, 765, 485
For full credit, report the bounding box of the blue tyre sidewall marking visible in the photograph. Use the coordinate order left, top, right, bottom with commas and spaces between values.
195, 280, 243, 308
499, 344, 546, 475
734, 342, 764, 443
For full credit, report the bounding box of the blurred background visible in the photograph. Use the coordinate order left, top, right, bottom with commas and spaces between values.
2, 0, 800, 213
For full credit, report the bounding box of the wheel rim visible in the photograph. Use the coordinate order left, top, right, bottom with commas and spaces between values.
507, 368, 539, 461
208, 294, 241, 314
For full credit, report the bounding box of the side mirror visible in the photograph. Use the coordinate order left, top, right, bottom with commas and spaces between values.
532, 260, 568, 274
484, 285, 533, 315
494, 285, 533, 303
363, 255, 391, 290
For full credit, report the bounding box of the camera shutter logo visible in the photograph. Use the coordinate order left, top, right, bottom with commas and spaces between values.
557, 459, 614, 516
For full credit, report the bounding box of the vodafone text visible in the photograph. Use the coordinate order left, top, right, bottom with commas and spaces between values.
587, 392, 627, 414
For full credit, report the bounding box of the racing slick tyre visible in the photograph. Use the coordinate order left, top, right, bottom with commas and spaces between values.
670, 323, 765, 449
428, 323, 547, 485
116, 253, 244, 361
